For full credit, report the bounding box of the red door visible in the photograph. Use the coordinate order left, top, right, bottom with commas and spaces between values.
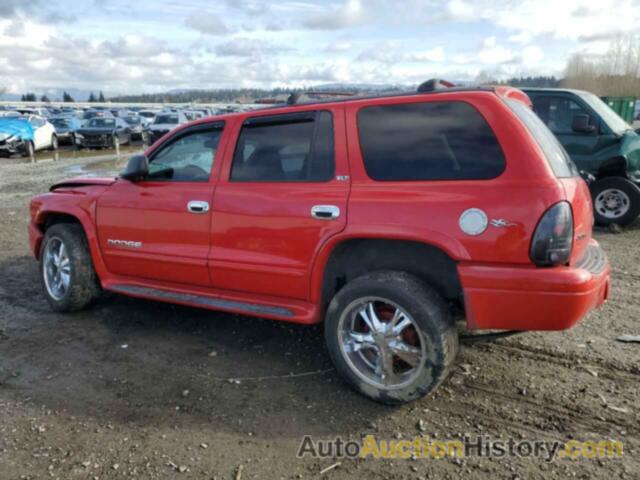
209, 107, 350, 300
96, 123, 227, 286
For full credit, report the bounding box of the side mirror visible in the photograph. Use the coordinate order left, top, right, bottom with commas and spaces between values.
572, 114, 596, 134
120, 154, 149, 181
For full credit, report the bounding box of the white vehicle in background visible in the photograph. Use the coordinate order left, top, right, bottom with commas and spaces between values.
0, 115, 57, 157
28, 115, 59, 152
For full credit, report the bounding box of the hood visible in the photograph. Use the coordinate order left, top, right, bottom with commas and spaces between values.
77, 127, 116, 135
0, 118, 34, 141
620, 131, 640, 183
50, 176, 117, 191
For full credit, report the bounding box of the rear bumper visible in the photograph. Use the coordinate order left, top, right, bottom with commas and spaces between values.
459, 240, 610, 331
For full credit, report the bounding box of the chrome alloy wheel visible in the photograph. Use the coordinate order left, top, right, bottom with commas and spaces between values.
595, 188, 630, 220
43, 237, 71, 300
338, 298, 427, 390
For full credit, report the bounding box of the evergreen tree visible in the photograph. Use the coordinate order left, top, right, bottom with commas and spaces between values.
88, 92, 96, 102
40, 94, 50, 102
98, 91, 105, 102
62, 91, 74, 102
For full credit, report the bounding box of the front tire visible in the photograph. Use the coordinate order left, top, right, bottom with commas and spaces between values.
324, 271, 458, 405
591, 177, 640, 226
40, 224, 101, 312
49, 135, 58, 151
22, 140, 34, 158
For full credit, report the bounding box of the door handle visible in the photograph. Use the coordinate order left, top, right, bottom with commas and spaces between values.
187, 201, 210, 214
311, 205, 340, 220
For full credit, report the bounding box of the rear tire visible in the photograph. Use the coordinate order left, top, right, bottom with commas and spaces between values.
39, 224, 101, 312
324, 271, 458, 405
591, 177, 640, 227
112, 135, 119, 149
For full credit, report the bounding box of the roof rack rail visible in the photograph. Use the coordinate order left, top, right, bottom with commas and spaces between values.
286, 90, 357, 105
416, 79, 456, 93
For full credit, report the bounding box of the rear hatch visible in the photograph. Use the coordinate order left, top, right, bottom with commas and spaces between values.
505, 98, 593, 264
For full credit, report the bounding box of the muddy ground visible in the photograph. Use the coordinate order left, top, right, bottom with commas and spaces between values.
0, 147, 638, 480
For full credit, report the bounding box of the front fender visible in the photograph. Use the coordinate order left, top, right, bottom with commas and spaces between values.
31, 188, 109, 281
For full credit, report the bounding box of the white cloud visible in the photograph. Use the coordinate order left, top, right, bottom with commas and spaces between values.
408, 46, 446, 62
184, 11, 230, 36
303, 0, 365, 30
477, 37, 515, 65
494, 0, 640, 43
446, 0, 475, 20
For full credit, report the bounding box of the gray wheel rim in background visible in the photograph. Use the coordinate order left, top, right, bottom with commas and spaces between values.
595, 188, 630, 220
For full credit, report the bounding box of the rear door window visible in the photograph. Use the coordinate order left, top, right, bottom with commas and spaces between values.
231, 111, 335, 182
357, 101, 505, 181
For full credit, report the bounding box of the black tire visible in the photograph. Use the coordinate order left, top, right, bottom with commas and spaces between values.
22, 141, 34, 158
113, 135, 119, 149
590, 177, 640, 227
49, 135, 58, 151
324, 271, 458, 405
39, 224, 101, 312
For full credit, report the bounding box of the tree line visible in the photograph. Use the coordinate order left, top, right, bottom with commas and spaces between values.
18, 91, 106, 102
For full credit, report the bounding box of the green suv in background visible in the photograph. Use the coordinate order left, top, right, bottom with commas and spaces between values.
524, 88, 640, 226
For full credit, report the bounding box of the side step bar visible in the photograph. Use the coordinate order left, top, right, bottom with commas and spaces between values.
108, 284, 295, 318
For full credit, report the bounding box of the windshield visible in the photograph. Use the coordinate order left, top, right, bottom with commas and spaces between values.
506, 99, 579, 178
51, 119, 69, 128
154, 114, 178, 124
87, 118, 116, 128
124, 117, 141, 125
578, 91, 631, 135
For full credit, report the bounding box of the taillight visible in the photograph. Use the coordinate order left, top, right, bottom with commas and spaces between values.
530, 202, 573, 266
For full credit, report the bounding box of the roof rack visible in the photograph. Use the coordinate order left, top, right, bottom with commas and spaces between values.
286, 90, 357, 105
254, 80, 490, 111
416, 78, 456, 93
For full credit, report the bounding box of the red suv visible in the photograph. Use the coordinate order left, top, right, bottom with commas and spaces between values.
28, 83, 610, 404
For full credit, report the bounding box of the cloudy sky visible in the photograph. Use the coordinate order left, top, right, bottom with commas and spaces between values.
0, 0, 639, 96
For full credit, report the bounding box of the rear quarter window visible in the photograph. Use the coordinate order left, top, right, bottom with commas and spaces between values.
506, 99, 579, 178
357, 101, 505, 181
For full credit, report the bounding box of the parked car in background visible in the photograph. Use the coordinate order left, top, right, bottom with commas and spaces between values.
75, 117, 131, 149
82, 109, 114, 122
28, 83, 610, 404
146, 111, 188, 144
16, 107, 51, 118
49, 116, 82, 145
122, 115, 147, 141
0, 115, 57, 157
138, 110, 158, 122
524, 88, 640, 226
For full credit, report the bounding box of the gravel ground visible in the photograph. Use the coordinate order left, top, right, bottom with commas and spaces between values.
0, 148, 638, 479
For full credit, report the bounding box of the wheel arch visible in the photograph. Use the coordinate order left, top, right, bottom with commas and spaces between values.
312, 235, 465, 315
33, 207, 107, 282
596, 156, 628, 180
